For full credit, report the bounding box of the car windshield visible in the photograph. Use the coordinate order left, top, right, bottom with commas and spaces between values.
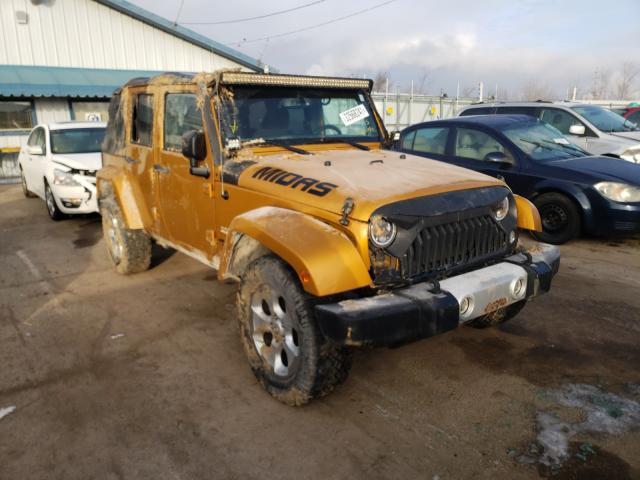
572, 105, 639, 132
501, 120, 588, 161
50, 128, 106, 154
218, 86, 382, 145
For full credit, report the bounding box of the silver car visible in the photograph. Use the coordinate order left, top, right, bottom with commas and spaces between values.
458, 102, 640, 163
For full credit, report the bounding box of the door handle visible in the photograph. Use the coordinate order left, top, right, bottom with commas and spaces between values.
153, 164, 170, 174
125, 156, 140, 165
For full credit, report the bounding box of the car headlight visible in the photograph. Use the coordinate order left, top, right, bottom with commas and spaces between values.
492, 196, 510, 221
620, 149, 640, 163
369, 214, 397, 248
53, 168, 80, 186
594, 182, 640, 203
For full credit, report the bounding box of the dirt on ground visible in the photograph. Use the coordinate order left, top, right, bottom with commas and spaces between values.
1, 183, 639, 480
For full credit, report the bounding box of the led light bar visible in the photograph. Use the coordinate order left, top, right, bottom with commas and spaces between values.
221, 72, 373, 90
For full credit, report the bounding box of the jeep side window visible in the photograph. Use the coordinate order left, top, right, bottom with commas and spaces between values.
131, 94, 153, 146
164, 94, 203, 152
411, 127, 449, 155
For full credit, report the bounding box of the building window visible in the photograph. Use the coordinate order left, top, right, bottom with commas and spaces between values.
0, 100, 34, 131
71, 101, 110, 122
164, 94, 203, 152
131, 94, 153, 146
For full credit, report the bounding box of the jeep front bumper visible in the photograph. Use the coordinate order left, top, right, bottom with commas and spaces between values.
315, 242, 560, 347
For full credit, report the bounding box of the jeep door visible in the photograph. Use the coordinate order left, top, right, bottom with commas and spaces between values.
127, 89, 158, 232
156, 89, 217, 260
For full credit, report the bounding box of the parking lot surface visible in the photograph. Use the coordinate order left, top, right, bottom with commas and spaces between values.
1, 183, 639, 480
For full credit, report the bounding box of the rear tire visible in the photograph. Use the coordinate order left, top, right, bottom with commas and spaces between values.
531, 192, 581, 244
100, 196, 151, 274
44, 181, 65, 221
236, 256, 352, 406
20, 167, 36, 198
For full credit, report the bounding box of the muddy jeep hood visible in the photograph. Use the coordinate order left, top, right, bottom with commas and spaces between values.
233, 149, 504, 221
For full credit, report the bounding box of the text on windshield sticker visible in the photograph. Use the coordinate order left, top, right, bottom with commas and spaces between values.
339, 104, 370, 126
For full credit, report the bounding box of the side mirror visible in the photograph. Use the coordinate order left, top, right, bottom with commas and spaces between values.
484, 151, 513, 165
388, 130, 401, 149
181, 130, 209, 178
569, 124, 586, 136
28, 145, 44, 155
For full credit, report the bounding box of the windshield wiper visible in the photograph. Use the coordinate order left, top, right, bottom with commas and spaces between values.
519, 138, 554, 151
319, 138, 370, 150
257, 139, 311, 155
539, 139, 585, 157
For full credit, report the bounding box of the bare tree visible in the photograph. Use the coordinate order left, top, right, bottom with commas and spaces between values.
372, 71, 394, 92
589, 69, 611, 100
615, 62, 639, 100
519, 80, 556, 101
413, 69, 431, 94
459, 85, 476, 98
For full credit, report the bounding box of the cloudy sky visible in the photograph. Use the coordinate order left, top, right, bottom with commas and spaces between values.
130, 0, 639, 98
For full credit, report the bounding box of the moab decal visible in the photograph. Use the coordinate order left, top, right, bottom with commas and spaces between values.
251, 167, 337, 197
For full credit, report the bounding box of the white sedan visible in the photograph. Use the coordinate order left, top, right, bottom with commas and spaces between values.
18, 122, 106, 220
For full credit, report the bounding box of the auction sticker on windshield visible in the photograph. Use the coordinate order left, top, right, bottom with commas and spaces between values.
339, 104, 370, 126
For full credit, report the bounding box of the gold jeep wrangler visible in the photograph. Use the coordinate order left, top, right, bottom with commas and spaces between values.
98, 71, 559, 406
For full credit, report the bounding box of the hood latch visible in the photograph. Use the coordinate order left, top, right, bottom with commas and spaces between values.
340, 197, 355, 226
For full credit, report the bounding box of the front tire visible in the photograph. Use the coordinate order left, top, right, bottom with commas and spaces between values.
532, 192, 581, 244
100, 197, 151, 274
44, 181, 64, 221
236, 256, 352, 406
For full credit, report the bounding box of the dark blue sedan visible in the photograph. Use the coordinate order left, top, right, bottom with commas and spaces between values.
396, 115, 640, 244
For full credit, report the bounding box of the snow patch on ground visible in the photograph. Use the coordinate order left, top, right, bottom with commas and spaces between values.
0, 405, 16, 421
534, 384, 640, 467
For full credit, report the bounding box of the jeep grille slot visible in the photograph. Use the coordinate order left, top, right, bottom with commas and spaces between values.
400, 215, 507, 278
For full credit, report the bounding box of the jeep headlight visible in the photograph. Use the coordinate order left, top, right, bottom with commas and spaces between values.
492, 196, 510, 221
594, 182, 640, 203
53, 168, 80, 187
620, 147, 640, 163
369, 214, 396, 248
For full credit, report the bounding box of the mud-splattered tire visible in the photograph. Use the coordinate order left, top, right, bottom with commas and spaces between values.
468, 300, 526, 328
236, 256, 352, 406
100, 197, 151, 274
20, 167, 36, 198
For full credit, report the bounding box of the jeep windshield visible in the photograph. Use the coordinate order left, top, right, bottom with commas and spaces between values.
218, 86, 383, 147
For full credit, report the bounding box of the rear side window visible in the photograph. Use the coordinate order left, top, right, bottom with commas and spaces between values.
164, 94, 203, 152
460, 107, 494, 116
131, 94, 154, 146
495, 106, 538, 117
411, 127, 449, 155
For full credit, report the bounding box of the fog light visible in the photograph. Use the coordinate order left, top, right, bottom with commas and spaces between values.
61, 197, 82, 207
511, 277, 526, 299
459, 296, 474, 317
